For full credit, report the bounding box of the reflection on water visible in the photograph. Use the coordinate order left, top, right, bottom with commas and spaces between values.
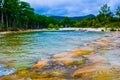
0, 31, 108, 71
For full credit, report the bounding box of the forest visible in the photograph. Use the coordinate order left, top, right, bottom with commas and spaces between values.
0, 0, 120, 31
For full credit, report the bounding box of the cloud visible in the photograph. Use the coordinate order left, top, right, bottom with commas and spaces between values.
108, 0, 120, 10
21, 0, 120, 17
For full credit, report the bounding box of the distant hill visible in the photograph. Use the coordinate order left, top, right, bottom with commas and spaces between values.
52, 14, 95, 21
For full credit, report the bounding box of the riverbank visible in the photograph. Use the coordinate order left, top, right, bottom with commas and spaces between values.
59, 28, 106, 32
0, 29, 49, 34
0, 28, 108, 35
0, 31, 120, 80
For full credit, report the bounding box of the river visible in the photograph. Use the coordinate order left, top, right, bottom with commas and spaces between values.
0, 31, 109, 76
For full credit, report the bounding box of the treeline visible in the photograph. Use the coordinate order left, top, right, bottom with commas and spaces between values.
74, 4, 120, 30
0, 0, 60, 31
0, 0, 120, 31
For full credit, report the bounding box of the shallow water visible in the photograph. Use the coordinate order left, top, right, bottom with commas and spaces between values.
103, 49, 120, 66
0, 31, 108, 76
86, 49, 120, 80
0, 64, 16, 77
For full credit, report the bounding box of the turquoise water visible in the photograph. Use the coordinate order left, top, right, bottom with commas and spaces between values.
0, 31, 109, 76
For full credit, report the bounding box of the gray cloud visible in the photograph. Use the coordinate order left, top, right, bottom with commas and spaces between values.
21, 0, 120, 17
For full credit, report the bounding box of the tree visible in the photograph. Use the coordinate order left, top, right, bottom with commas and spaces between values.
48, 23, 59, 30
0, 1, 119, 31
0, 0, 4, 25
98, 4, 112, 25
48, 23, 54, 29
19, 1, 34, 29
116, 6, 120, 19
3, 0, 21, 30
60, 17, 72, 27
99, 4, 111, 15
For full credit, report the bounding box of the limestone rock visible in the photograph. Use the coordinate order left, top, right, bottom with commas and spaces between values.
83, 54, 107, 64
73, 65, 96, 77
55, 57, 86, 66
53, 52, 71, 58
32, 59, 50, 69
70, 47, 95, 57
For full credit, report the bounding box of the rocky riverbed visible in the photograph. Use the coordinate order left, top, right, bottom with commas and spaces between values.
0, 32, 120, 80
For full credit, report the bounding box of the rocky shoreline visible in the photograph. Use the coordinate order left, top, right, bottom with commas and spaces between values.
31, 32, 120, 79
0, 31, 120, 80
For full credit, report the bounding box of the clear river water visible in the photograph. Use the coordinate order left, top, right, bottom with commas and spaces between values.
0, 31, 109, 76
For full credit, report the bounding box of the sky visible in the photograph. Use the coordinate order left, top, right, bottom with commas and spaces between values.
21, 0, 120, 17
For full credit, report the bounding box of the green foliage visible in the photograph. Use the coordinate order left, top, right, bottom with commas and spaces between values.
98, 4, 113, 25
0, 24, 6, 31
0, 0, 59, 31
48, 23, 59, 30
0, 2, 120, 31
106, 22, 120, 28
60, 17, 73, 27
48, 23, 54, 29
72, 4, 119, 29
116, 6, 120, 19
74, 22, 81, 27
99, 4, 111, 15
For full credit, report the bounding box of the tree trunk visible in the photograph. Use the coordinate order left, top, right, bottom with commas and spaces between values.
6, 14, 9, 30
